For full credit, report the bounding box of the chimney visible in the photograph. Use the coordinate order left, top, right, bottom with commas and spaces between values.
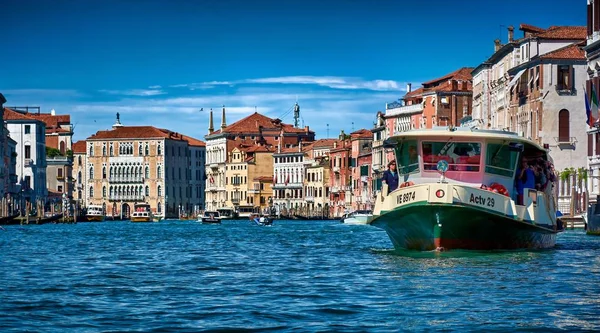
508, 25, 514, 42
278, 143, 281, 153
304, 125, 309, 133
494, 39, 502, 52
333, 141, 337, 149
406, 83, 412, 93
298, 139, 302, 152
208, 109, 214, 133
221, 105, 226, 130
50, 108, 56, 116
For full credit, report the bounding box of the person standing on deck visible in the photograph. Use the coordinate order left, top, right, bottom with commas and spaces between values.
516, 159, 536, 205
382, 160, 399, 195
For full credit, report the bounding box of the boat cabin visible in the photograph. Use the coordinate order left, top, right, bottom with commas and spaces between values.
383, 128, 554, 204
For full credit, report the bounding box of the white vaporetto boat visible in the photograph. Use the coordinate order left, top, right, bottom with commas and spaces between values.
369, 127, 562, 251
342, 210, 373, 225
86, 205, 105, 222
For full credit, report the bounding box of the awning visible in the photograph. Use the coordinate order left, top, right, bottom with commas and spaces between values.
508, 69, 526, 88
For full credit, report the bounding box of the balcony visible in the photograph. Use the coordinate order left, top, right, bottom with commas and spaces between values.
333, 166, 340, 173
24, 158, 33, 166
385, 103, 424, 117
56, 176, 65, 181
109, 194, 145, 202
555, 136, 577, 147
305, 196, 314, 202
209, 163, 219, 169
248, 187, 261, 194
232, 198, 240, 204
555, 85, 577, 96
109, 176, 145, 183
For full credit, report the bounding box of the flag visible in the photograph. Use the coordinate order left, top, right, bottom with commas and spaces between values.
591, 83, 600, 126
585, 86, 592, 126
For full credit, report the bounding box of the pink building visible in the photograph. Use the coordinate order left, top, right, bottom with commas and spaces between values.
350, 129, 373, 211
328, 139, 352, 217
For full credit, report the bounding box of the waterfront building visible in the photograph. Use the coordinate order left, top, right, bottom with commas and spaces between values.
585, 0, 600, 200
224, 144, 274, 216
350, 129, 373, 211
29, 109, 74, 203
4, 107, 48, 204
328, 138, 352, 218
272, 145, 306, 215
205, 106, 315, 211
85, 114, 205, 219
505, 25, 587, 172
180, 134, 206, 216
0, 96, 19, 206
72, 140, 86, 209
304, 155, 331, 218
371, 112, 387, 197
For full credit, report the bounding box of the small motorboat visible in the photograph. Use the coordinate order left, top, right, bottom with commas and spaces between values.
199, 211, 221, 224
342, 210, 373, 225
251, 214, 274, 226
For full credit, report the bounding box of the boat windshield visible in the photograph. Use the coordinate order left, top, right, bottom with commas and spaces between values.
485, 142, 519, 177
422, 141, 481, 172
394, 139, 419, 175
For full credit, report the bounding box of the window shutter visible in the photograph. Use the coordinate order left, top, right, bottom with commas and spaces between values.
558, 109, 570, 142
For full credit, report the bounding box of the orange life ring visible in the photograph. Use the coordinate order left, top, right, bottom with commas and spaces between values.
399, 181, 415, 188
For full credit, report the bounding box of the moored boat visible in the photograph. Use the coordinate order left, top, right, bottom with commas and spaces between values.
342, 210, 373, 225
369, 127, 562, 251
199, 211, 221, 224
586, 196, 600, 235
153, 213, 164, 222
86, 205, 105, 222
131, 203, 153, 222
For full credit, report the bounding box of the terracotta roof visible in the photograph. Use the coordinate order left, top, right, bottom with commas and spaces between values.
212, 112, 313, 135
308, 138, 341, 149
350, 129, 373, 139
535, 26, 586, 40
245, 145, 273, 153
88, 126, 185, 141
29, 113, 70, 128
404, 87, 425, 99
179, 134, 206, 147
519, 23, 545, 34
540, 43, 586, 60
72, 140, 86, 154
3, 108, 42, 122
46, 127, 71, 134
422, 67, 474, 87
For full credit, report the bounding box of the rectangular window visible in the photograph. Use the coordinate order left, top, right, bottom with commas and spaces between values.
24, 176, 31, 189
393, 140, 419, 175
485, 143, 519, 177
360, 165, 369, 176
58, 185, 63, 192
422, 141, 481, 172
25, 145, 31, 159
24, 125, 30, 134
557, 65, 571, 90
58, 168, 63, 178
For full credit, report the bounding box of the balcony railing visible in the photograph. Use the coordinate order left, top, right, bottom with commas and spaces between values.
555, 136, 578, 146
108, 194, 145, 201
385, 103, 424, 117
209, 163, 219, 169
305, 196, 314, 202
109, 176, 145, 183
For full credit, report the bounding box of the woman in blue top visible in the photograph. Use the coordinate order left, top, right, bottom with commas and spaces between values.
382, 160, 399, 194
516, 159, 536, 205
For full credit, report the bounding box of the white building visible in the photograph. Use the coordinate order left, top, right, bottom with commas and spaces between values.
4, 107, 48, 204
272, 146, 306, 214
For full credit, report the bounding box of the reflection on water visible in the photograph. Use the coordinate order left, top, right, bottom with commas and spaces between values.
0, 221, 599, 332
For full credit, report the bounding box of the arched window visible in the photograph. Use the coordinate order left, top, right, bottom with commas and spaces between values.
110, 186, 113, 197
89, 166, 94, 179
145, 144, 149, 156
59, 141, 66, 155
102, 166, 106, 179
157, 185, 162, 197
157, 166, 162, 179
89, 186, 94, 198
145, 166, 150, 179
157, 145, 162, 155
158, 202, 162, 213
102, 186, 107, 198
78, 155, 82, 165
102, 145, 106, 156
89, 145, 94, 156
138, 143, 143, 156
145, 185, 150, 196
110, 145, 114, 156
77, 171, 82, 184
558, 109, 570, 142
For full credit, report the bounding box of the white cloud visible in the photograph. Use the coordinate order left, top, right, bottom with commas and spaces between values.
148, 85, 162, 89
99, 89, 166, 96
170, 76, 406, 92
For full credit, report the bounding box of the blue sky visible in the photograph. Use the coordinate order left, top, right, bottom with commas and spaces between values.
0, 0, 585, 141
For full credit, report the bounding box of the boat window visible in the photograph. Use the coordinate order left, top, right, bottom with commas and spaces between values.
394, 139, 419, 175
485, 143, 519, 177
422, 141, 481, 172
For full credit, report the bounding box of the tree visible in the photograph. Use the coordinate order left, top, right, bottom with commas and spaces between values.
46, 147, 62, 158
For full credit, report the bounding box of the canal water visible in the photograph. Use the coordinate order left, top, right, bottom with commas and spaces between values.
0, 220, 599, 332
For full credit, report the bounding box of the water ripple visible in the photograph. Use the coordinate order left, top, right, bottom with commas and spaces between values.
0, 222, 599, 331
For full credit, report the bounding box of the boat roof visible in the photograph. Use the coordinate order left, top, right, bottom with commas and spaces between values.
387, 127, 547, 153
88, 204, 103, 208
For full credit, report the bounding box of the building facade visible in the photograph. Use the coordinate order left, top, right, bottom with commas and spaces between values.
328, 140, 352, 217
272, 147, 305, 215
4, 108, 48, 204
85, 115, 205, 218
205, 107, 315, 211
350, 129, 373, 211
586, 0, 600, 200
72, 140, 87, 209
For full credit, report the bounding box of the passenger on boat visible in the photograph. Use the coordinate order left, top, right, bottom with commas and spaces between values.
516, 159, 536, 205
382, 160, 399, 194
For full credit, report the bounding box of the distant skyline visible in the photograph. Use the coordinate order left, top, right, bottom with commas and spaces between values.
0, 0, 585, 141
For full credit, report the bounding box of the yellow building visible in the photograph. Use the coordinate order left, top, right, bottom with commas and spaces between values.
304, 156, 331, 218
72, 140, 87, 210
225, 144, 274, 217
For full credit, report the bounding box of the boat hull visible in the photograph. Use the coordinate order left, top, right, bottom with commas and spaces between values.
370, 203, 557, 251
131, 216, 152, 223
86, 215, 105, 222
343, 215, 372, 225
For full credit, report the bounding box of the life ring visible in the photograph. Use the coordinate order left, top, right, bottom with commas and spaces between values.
489, 183, 509, 197
399, 181, 415, 188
